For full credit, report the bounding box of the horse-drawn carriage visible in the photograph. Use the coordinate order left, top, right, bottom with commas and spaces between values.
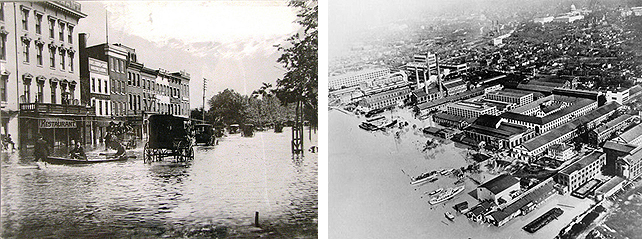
143, 114, 194, 163
194, 123, 216, 146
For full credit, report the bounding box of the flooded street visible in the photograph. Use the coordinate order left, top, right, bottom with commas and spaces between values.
1, 128, 317, 238
329, 109, 593, 239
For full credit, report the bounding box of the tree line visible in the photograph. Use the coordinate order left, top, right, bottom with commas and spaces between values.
190, 0, 318, 130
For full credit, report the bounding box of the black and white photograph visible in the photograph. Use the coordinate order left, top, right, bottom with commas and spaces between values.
329, 0, 642, 238
1, 0, 317, 238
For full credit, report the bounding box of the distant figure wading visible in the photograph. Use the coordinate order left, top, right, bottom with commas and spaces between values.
34, 134, 50, 162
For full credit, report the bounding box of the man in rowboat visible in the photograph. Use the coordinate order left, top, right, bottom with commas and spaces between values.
69, 141, 87, 160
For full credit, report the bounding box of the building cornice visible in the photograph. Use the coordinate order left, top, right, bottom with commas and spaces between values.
43, 1, 87, 19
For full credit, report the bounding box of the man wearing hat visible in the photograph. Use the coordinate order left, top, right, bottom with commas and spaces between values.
34, 134, 50, 162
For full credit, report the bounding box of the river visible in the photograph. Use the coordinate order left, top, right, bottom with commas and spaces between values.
329, 109, 594, 239
1, 128, 317, 238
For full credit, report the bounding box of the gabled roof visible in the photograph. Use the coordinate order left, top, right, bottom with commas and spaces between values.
594, 114, 635, 135
614, 124, 642, 145
474, 115, 503, 128
521, 102, 619, 151
621, 146, 642, 166
479, 174, 519, 194
489, 179, 555, 223
560, 151, 605, 175
603, 140, 637, 153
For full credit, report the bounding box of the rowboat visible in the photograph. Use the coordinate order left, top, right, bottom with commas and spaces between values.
43, 155, 134, 165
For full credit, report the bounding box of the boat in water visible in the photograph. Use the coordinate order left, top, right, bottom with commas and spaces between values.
440, 169, 454, 175
43, 155, 134, 165
445, 212, 455, 221
410, 171, 438, 185
429, 185, 465, 205
428, 188, 443, 196
359, 122, 380, 131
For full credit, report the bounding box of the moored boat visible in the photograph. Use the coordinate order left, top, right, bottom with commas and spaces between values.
429, 188, 443, 196
359, 122, 380, 131
445, 212, 455, 221
429, 185, 465, 205
411, 171, 438, 185
44, 155, 134, 165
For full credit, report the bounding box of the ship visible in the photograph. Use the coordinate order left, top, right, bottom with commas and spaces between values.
410, 171, 438, 185
429, 185, 465, 205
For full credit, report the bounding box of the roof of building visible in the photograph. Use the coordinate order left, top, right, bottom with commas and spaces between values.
416, 88, 485, 111
424, 127, 441, 134
549, 143, 573, 152
444, 79, 467, 89
510, 95, 555, 113
489, 179, 555, 223
628, 85, 642, 98
364, 86, 411, 104
560, 151, 605, 175
412, 88, 428, 97
595, 176, 626, 195
532, 76, 571, 85
434, 112, 469, 123
480, 174, 519, 194
614, 124, 642, 145
473, 115, 503, 128
502, 98, 596, 126
621, 146, 642, 166
329, 67, 389, 79
521, 103, 619, 151
515, 83, 557, 94
469, 201, 495, 216
450, 101, 496, 111
467, 122, 530, 140
603, 140, 638, 153
487, 89, 533, 98
481, 99, 513, 112
594, 114, 635, 135
553, 88, 600, 100
522, 123, 575, 151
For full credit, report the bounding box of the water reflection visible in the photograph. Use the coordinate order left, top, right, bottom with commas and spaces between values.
1, 128, 317, 238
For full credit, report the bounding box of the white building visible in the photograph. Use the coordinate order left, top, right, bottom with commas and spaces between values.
477, 174, 520, 206
329, 68, 389, 90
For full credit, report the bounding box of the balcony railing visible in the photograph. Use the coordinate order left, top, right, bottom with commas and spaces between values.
20, 103, 95, 115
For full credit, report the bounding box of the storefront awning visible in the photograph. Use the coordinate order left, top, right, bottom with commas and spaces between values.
39, 117, 76, 129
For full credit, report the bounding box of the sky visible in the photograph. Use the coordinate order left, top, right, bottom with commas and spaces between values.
76, 1, 298, 110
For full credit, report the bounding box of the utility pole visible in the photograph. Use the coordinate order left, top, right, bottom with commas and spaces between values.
202, 78, 207, 122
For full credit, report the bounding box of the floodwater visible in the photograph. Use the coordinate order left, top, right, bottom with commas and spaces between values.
1, 128, 317, 238
600, 185, 642, 239
329, 109, 593, 239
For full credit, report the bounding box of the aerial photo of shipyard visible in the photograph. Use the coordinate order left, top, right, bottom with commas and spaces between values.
329, 0, 642, 238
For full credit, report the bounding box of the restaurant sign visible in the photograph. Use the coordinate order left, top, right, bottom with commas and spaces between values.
39, 118, 76, 129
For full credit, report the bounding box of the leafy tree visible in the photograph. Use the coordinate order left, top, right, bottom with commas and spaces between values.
274, 0, 318, 128
207, 89, 247, 126
190, 108, 205, 122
